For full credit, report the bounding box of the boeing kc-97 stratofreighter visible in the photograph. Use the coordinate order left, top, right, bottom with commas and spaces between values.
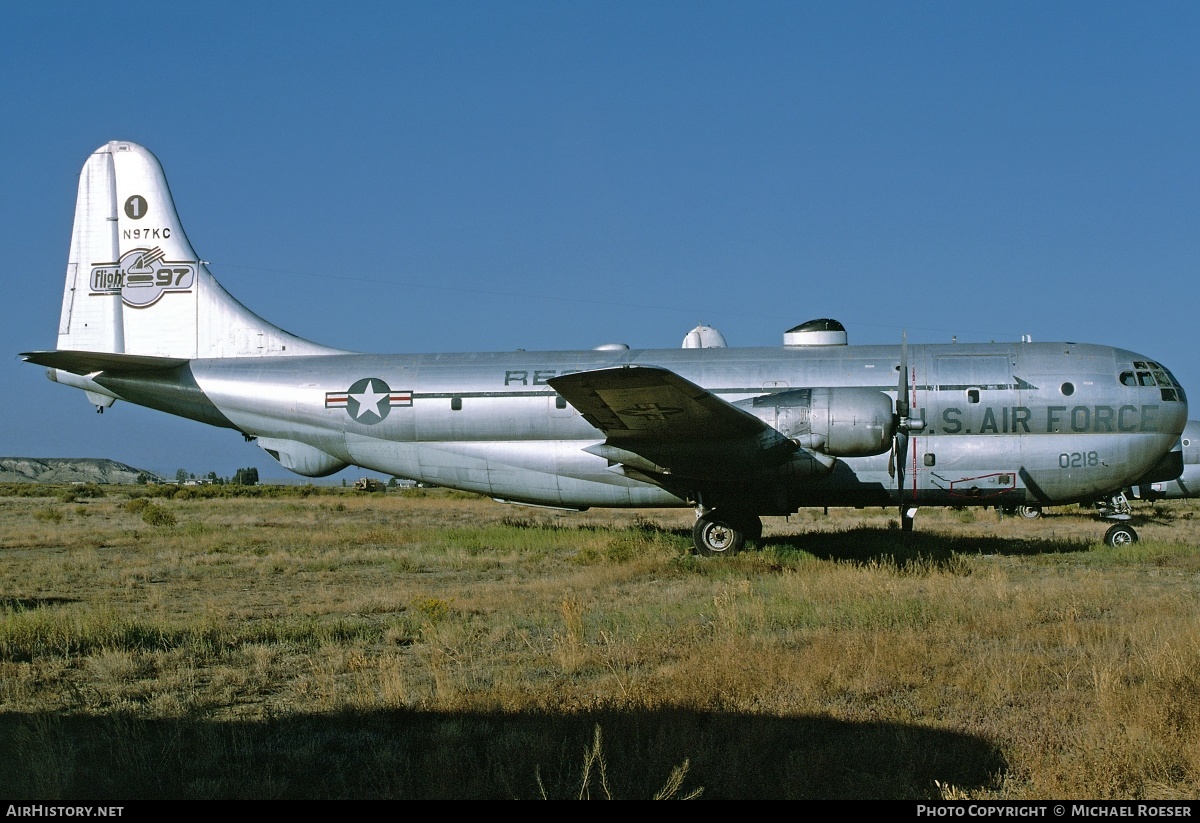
21, 142, 1189, 553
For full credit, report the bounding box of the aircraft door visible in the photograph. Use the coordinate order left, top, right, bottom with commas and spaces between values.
926, 353, 1022, 502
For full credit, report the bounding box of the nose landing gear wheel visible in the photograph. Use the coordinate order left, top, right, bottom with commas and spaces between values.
1104, 523, 1138, 546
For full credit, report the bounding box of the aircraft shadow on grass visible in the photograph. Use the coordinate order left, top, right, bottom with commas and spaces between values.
0, 707, 1005, 800
758, 526, 1093, 565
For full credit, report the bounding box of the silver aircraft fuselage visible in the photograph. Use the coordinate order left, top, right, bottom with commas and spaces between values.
92, 340, 1186, 514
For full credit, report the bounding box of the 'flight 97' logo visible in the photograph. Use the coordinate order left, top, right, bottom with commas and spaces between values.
89, 247, 196, 308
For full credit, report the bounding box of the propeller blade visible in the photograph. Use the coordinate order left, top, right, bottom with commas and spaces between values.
895, 331, 911, 524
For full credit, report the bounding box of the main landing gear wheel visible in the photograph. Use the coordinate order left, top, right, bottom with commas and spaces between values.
1104, 523, 1138, 546
1001, 503, 1042, 519
692, 513, 759, 557
1018, 504, 1043, 520
693, 516, 743, 556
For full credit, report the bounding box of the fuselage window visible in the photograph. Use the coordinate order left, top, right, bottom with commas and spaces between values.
451, 396, 462, 411
967, 388, 980, 404
1120, 371, 1137, 386
1061, 382, 1075, 396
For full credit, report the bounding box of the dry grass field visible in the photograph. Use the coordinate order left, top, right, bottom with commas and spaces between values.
1, 483, 1198, 799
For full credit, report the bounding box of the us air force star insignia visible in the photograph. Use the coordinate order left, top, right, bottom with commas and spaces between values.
619, 403, 684, 421
325, 378, 413, 424
349, 379, 389, 421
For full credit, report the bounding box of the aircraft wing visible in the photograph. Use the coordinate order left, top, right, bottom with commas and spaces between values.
547, 365, 766, 441
547, 365, 796, 480
21, 350, 190, 375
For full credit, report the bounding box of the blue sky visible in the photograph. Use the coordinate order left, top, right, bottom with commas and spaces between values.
4, 2, 1199, 481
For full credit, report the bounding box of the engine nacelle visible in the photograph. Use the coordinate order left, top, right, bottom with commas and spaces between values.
256, 437, 349, 477
749, 387, 894, 457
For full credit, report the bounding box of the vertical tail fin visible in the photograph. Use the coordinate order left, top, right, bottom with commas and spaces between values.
57, 141, 342, 359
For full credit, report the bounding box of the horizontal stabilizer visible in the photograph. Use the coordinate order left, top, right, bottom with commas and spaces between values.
21, 349, 189, 375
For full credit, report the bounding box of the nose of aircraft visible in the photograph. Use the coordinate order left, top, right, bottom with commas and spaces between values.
1121, 352, 1188, 439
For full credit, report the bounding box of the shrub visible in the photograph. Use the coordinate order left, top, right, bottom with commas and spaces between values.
32, 507, 62, 523
140, 504, 176, 527
412, 596, 451, 622
124, 497, 151, 514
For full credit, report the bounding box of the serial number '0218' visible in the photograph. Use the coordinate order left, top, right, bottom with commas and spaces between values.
1059, 451, 1099, 468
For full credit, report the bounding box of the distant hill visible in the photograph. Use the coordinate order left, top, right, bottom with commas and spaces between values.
0, 458, 164, 485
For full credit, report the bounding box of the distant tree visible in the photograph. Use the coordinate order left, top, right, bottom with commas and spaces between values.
175, 468, 188, 483
233, 467, 259, 486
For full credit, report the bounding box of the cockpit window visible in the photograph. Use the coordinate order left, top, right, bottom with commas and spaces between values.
1119, 365, 1185, 401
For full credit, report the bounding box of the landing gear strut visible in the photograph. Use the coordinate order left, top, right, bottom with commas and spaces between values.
692, 510, 761, 557
1098, 492, 1138, 546
1096, 492, 1133, 520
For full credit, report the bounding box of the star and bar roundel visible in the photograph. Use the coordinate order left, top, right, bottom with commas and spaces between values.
325, 378, 412, 424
